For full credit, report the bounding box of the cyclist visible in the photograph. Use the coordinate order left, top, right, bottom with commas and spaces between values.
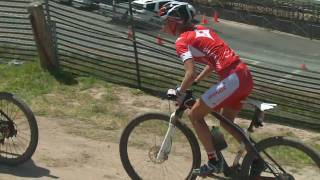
159, 2, 254, 176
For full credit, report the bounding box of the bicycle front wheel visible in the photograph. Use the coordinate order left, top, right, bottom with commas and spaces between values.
241, 136, 320, 180
0, 92, 38, 165
119, 112, 201, 180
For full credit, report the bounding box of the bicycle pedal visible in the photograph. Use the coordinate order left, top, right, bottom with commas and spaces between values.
199, 174, 209, 178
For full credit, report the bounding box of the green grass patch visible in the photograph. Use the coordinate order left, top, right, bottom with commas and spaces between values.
0, 61, 132, 135
262, 145, 318, 168
0, 61, 58, 101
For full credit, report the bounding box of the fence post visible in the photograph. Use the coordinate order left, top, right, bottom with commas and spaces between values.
128, 0, 141, 89
27, 1, 58, 70
310, 24, 313, 40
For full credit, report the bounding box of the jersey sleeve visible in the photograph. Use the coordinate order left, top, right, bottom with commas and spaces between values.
175, 37, 193, 63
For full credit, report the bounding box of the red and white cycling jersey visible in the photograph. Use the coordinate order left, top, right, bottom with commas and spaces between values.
175, 25, 253, 110
175, 25, 239, 77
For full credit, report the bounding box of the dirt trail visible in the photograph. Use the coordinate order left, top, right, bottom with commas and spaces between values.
0, 116, 128, 180
0, 115, 318, 180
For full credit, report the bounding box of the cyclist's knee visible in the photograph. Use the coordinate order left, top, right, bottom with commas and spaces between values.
187, 109, 205, 125
188, 100, 211, 124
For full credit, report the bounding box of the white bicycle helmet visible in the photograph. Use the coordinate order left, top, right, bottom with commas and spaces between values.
158, 1, 197, 23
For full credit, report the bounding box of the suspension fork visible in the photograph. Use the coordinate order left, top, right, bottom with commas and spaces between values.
156, 108, 185, 161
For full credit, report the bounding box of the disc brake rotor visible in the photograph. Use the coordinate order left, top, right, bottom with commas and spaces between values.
0, 114, 17, 141
148, 146, 168, 164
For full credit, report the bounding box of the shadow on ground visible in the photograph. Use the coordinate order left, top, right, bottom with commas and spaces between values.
0, 159, 58, 179
207, 174, 230, 179
49, 68, 78, 85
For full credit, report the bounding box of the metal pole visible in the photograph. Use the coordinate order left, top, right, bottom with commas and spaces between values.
52, 21, 59, 66
310, 24, 313, 40
128, 0, 141, 88
44, 0, 59, 66
112, 0, 116, 14
44, 0, 52, 22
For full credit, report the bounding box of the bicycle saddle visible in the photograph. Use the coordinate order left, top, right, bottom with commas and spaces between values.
242, 99, 277, 111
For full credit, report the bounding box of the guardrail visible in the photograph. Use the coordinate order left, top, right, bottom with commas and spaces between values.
1, 0, 320, 131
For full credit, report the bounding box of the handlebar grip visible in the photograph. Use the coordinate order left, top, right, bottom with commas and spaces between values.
166, 89, 177, 100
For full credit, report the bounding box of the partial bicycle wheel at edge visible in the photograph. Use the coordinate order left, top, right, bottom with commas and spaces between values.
0, 92, 38, 165
119, 112, 201, 180
241, 136, 320, 180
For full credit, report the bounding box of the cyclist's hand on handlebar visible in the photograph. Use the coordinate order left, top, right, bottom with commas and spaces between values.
176, 87, 187, 106
166, 87, 186, 106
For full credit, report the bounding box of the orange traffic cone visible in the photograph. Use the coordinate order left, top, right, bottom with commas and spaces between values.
127, 26, 133, 40
214, 11, 219, 23
300, 64, 307, 70
157, 34, 163, 45
127, 31, 133, 40
201, 15, 208, 24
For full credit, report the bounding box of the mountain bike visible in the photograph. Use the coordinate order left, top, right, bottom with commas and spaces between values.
119, 89, 320, 179
0, 92, 38, 166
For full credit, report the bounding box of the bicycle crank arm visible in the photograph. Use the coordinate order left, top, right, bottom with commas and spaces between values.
250, 177, 277, 180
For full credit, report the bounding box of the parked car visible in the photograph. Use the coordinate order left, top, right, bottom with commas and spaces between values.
129, 0, 173, 24
99, 0, 173, 25
99, 0, 129, 20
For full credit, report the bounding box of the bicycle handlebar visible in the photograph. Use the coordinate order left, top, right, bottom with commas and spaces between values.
167, 89, 195, 108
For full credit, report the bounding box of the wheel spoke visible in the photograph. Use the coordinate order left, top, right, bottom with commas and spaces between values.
11, 137, 24, 155
245, 137, 320, 180
0, 94, 38, 165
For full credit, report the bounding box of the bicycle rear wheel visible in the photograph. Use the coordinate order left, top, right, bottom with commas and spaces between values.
241, 136, 320, 180
0, 92, 38, 165
119, 112, 201, 180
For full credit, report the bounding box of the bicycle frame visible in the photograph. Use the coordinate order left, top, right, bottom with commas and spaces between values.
121, 90, 318, 180
156, 107, 257, 161
156, 100, 279, 178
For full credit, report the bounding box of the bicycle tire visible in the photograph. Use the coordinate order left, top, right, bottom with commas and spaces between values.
240, 136, 320, 180
0, 92, 38, 166
119, 112, 201, 180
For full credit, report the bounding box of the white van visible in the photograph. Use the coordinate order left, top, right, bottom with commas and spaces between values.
131, 0, 173, 24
